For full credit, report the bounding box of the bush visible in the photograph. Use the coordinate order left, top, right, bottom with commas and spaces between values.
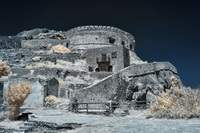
146, 87, 200, 119
0, 60, 10, 78
51, 44, 70, 52
45, 95, 60, 105
4, 81, 32, 120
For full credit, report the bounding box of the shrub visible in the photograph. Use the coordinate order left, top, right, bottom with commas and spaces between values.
146, 87, 200, 119
4, 81, 32, 120
45, 95, 60, 104
0, 60, 10, 78
25, 63, 44, 69
51, 44, 70, 52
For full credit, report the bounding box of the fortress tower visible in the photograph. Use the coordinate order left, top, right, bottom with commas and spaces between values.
66, 26, 138, 73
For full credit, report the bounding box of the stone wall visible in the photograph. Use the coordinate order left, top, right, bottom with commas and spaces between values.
3, 78, 45, 107
74, 62, 181, 103
0, 49, 82, 67
84, 46, 129, 72
21, 39, 69, 50
3, 77, 59, 107
66, 25, 135, 52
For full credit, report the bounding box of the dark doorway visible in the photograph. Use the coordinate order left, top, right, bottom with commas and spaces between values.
95, 68, 100, 72
108, 65, 113, 72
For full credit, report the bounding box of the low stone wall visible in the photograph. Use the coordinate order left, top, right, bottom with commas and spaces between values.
11, 67, 87, 80
74, 62, 181, 103
0, 49, 82, 67
21, 39, 68, 50
3, 78, 45, 107
3, 77, 59, 107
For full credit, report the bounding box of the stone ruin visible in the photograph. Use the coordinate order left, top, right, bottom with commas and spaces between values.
0, 25, 182, 108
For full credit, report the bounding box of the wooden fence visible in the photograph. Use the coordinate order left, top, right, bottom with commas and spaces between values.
71, 100, 150, 115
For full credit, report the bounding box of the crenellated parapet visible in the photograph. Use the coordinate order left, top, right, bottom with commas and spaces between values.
66, 25, 135, 41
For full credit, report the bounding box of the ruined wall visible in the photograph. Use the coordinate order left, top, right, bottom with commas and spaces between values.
66, 26, 135, 52
3, 78, 45, 107
74, 62, 181, 103
3, 77, 59, 107
21, 39, 69, 50
0, 49, 82, 67
0, 36, 24, 49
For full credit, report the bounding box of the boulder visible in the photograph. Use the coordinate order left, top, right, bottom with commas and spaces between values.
114, 108, 130, 117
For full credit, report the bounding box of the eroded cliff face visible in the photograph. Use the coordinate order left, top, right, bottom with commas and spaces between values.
125, 70, 182, 102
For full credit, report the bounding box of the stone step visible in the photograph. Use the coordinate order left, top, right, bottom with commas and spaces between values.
24, 121, 35, 126
16, 128, 29, 133
19, 125, 33, 130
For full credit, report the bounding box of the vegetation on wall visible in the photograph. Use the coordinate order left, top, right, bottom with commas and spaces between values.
4, 81, 32, 120
146, 87, 200, 119
51, 44, 70, 52
0, 60, 10, 78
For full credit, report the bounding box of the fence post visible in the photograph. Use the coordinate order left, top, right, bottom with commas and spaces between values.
86, 103, 88, 114
109, 100, 112, 115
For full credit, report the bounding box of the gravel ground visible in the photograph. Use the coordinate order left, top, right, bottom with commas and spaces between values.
0, 120, 24, 129
28, 109, 200, 133
1, 109, 200, 133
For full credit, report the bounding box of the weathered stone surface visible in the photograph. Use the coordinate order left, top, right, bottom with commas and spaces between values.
46, 78, 59, 97
21, 39, 68, 50
114, 108, 129, 117
66, 25, 135, 52
0, 36, 23, 49
17, 28, 50, 40
126, 75, 160, 101
75, 62, 182, 103
2, 77, 59, 107
3, 78, 45, 107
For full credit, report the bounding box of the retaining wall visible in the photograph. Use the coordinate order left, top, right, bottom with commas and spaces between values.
74, 62, 180, 103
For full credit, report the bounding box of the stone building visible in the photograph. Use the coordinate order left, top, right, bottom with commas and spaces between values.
0, 25, 183, 106
65, 26, 135, 73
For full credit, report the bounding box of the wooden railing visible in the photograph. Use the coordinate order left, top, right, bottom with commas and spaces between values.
71, 101, 118, 115
70, 100, 150, 115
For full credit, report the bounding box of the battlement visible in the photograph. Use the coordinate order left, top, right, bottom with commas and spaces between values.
66, 25, 135, 42
66, 25, 135, 52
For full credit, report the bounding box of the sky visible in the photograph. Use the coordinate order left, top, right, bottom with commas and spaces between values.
0, 0, 199, 88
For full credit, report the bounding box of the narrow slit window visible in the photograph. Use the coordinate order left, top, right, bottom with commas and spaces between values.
121, 41, 125, 45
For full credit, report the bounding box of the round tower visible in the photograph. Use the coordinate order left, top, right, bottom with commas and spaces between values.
66, 25, 135, 52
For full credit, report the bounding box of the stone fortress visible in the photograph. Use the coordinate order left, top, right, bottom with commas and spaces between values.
0, 25, 182, 107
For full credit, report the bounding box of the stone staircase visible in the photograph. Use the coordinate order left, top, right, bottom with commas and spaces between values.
18, 120, 35, 133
